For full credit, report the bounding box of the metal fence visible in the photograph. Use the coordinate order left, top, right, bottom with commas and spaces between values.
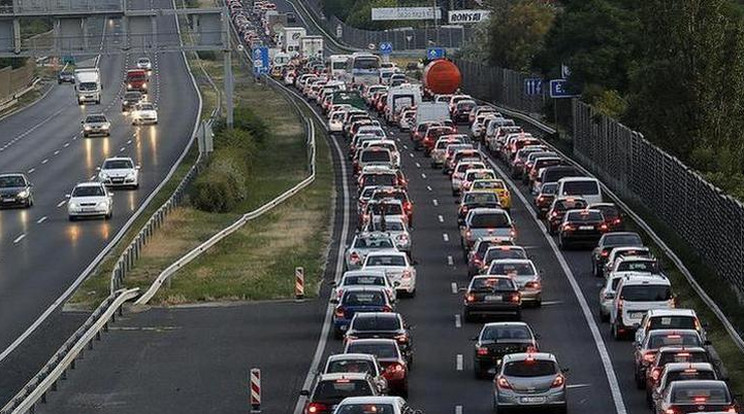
572, 100, 744, 291
454, 57, 545, 115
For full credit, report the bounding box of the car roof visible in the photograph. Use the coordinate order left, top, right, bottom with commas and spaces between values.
483, 321, 530, 329
558, 176, 598, 183
338, 396, 405, 405
657, 346, 707, 354
662, 362, 714, 371
365, 251, 407, 258
472, 274, 512, 281
317, 372, 371, 381
327, 353, 377, 362
502, 352, 556, 363
468, 207, 508, 214
667, 379, 728, 389
353, 312, 399, 319
75, 182, 104, 188
347, 338, 397, 345
342, 270, 387, 278
103, 156, 133, 162
619, 273, 669, 285
489, 258, 533, 265
343, 286, 389, 293
647, 309, 697, 317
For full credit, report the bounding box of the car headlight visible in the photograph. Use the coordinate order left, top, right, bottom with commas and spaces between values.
68, 202, 79, 209
84, 125, 92, 131
17, 190, 29, 198
102, 124, 109, 129
126, 172, 136, 179
97, 200, 109, 208
99, 172, 109, 180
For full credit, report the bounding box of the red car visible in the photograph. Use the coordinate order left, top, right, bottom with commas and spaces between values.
344, 338, 410, 397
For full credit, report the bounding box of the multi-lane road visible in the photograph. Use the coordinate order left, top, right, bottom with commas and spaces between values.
0, 0, 200, 405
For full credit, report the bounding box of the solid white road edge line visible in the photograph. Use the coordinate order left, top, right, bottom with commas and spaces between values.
482, 151, 627, 414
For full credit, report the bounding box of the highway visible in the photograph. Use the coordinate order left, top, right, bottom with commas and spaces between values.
0, 0, 200, 405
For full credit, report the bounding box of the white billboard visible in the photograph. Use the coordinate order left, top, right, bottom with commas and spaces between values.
448, 10, 491, 24
371, 7, 442, 21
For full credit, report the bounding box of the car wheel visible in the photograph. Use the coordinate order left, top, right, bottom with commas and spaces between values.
474, 362, 484, 379
600, 309, 610, 323
534, 298, 542, 308
635, 369, 645, 389
555, 403, 567, 414
333, 329, 343, 340
105, 211, 112, 220
464, 311, 474, 323
408, 289, 416, 298
400, 381, 409, 398
591, 261, 598, 277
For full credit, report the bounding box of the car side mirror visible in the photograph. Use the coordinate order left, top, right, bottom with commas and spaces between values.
96, 167, 101, 171
299, 389, 310, 396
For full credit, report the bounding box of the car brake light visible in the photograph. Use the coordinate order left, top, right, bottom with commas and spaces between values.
387, 362, 404, 372
643, 352, 656, 362
382, 305, 393, 312
693, 397, 707, 403
600, 223, 609, 231
613, 218, 622, 224
651, 367, 661, 381
511, 293, 521, 303
466, 294, 475, 302
550, 211, 558, 217
402, 270, 412, 279
334, 307, 344, 318
525, 281, 540, 289
665, 409, 677, 414
350, 252, 361, 264
476, 347, 488, 356
394, 333, 407, 342
563, 223, 574, 231
601, 250, 610, 257
466, 230, 472, 239
496, 375, 512, 389
510, 228, 516, 238
307, 402, 327, 413
551, 374, 565, 388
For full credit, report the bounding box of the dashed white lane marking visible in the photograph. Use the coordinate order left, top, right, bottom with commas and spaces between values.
541, 300, 564, 306
119, 147, 126, 152
53, 150, 60, 155
56, 200, 66, 208
438, 215, 444, 223
127, 139, 132, 144
427, 185, 432, 191
403, 144, 408, 149
409, 153, 414, 158
41, 159, 48, 164
415, 162, 420, 168
567, 383, 592, 389
89, 175, 96, 181
443, 233, 449, 242
36, 216, 47, 224
456, 354, 464, 371
421, 173, 427, 179
454, 314, 462, 328
451, 282, 458, 294
13, 234, 26, 244
447, 255, 454, 266
63, 142, 70, 148
455, 405, 463, 414
432, 199, 438, 206
27, 168, 35, 174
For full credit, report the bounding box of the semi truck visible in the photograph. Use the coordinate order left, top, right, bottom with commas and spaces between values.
282, 27, 307, 58
74, 68, 101, 105
300, 35, 324, 61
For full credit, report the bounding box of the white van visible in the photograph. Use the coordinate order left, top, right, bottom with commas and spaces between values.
556, 177, 602, 204
610, 273, 673, 340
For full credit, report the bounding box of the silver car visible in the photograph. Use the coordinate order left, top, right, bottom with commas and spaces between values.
345, 232, 398, 271
364, 216, 411, 256
486, 259, 542, 306
82, 113, 111, 137
493, 352, 567, 413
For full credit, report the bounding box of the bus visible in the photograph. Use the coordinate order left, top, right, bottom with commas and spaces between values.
327, 54, 351, 80
344, 52, 381, 87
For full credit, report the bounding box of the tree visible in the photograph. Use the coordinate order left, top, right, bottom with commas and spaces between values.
486, 0, 557, 71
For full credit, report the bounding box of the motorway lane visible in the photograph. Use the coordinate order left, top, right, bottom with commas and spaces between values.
0, 0, 200, 405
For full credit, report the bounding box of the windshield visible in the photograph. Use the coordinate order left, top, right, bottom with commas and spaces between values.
365, 255, 406, 267
367, 203, 402, 216
86, 115, 107, 123
659, 351, 709, 365
124, 93, 141, 100
665, 370, 715, 383
138, 58, 150, 64
343, 275, 385, 287
594, 205, 620, 219
370, 220, 404, 232
72, 186, 104, 197
671, 383, 729, 404
481, 326, 532, 341
353, 237, 394, 249
470, 212, 510, 228
617, 260, 659, 273
488, 262, 535, 276
313, 380, 373, 400
562, 180, 599, 195
503, 360, 557, 377
103, 159, 133, 169
473, 180, 505, 190
466, 171, 495, 181
471, 277, 515, 291
78, 82, 97, 91
326, 359, 375, 375
361, 151, 391, 163
541, 183, 558, 194
337, 404, 395, 414
437, 140, 463, 149
621, 285, 671, 301
352, 316, 401, 331
0, 176, 25, 187
566, 211, 603, 222
332, 61, 347, 69
649, 316, 697, 330
361, 174, 396, 187
605, 234, 643, 246
127, 73, 146, 81
464, 193, 498, 204
346, 342, 397, 358
485, 248, 527, 261
649, 333, 701, 348
354, 57, 380, 70
343, 291, 386, 306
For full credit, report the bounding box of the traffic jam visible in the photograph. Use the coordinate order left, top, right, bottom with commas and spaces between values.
235, 1, 739, 413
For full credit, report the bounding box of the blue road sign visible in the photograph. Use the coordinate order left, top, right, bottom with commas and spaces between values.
524, 78, 542, 96
379, 42, 393, 55
426, 47, 445, 60
549, 79, 579, 99
62, 55, 75, 65
252, 46, 270, 76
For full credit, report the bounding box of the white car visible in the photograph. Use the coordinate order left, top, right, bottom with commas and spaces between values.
98, 157, 140, 188
364, 216, 411, 256
136, 57, 152, 71
333, 270, 397, 303
362, 251, 416, 297
132, 102, 158, 125
82, 113, 111, 137
67, 182, 113, 221
333, 396, 413, 414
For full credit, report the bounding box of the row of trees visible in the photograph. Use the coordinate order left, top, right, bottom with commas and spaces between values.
464, 0, 744, 198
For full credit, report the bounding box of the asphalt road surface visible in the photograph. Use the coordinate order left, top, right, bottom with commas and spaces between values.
0, 0, 200, 405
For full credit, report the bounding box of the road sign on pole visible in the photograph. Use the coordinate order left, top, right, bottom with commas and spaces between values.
426, 47, 445, 60
252, 47, 270, 76
549, 79, 579, 99
524, 78, 542, 96
379, 41, 393, 55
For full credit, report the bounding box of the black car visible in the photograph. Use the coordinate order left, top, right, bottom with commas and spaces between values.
463, 275, 521, 322
57, 70, 75, 84
472, 322, 538, 379
0, 173, 33, 208
546, 196, 588, 235
534, 182, 558, 218
558, 209, 608, 250
458, 191, 500, 224
590, 231, 644, 277
345, 312, 413, 366
121, 91, 143, 112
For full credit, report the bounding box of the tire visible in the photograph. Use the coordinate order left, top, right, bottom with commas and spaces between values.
555, 403, 567, 414
399, 381, 409, 398
474, 361, 485, 379
534, 298, 542, 308
408, 289, 416, 298
464, 310, 474, 323
600, 309, 610, 322
105, 211, 113, 220
591, 261, 598, 277
635, 369, 645, 389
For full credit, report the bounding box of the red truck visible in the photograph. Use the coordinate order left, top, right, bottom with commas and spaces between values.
125, 69, 148, 92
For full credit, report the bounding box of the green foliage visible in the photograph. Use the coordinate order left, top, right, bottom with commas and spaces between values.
323, 0, 435, 30
486, 0, 556, 71
582, 85, 628, 119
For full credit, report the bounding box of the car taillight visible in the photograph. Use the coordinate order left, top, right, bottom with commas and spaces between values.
665, 408, 677, 414
466, 230, 472, 239
395, 333, 407, 343
601, 250, 610, 257
537, 196, 544, 202
599, 223, 609, 232
307, 402, 327, 414
477, 347, 488, 356
404, 202, 412, 212
562, 223, 574, 231
496, 375, 512, 389
643, 352, 656, 363
334, 307, 345, 318
387, 362, 404, 373
350, 252, 361, 264
461, 206, 469, 214
382, 305, 393, 312
511, 293, 521, 303
551, 374, 565, 388
525, 281, 540, 289
667, 298, 676, 308
617, 299, 624, 310
550, 211, 558, 217
510, 228, 517, 238
613, 218, 622, 224
651, 367, 661, 381
466, 294, 475, 302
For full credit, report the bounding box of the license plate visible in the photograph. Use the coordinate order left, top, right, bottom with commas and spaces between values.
2, 198, 14, 202
579, 226, 594, 230
82, 208, 94, 212
485, 295, 502, 301
520, 396, 546, 404
630, 312, 644, 318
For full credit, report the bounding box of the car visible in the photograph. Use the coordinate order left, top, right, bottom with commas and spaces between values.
131, 102, 158, 125
332, 286, 394, 339
653, 380, 736, 414
322, 354, 389, 395
67, 182, 113, 221
136, 57, 152, 71
606, 255, 661, 279
649, 362, 717, 409
646, 348, 713, 398
466, 236, 516, 276
598, 272, 625, 322
0, 173, 33, 208
364, 216, 411, 256
555, 177, 603, 204
545, 197, 588, 235
458, 191, 501, 225
534, 182, 558, 218
635, 309, 707, 346
98, 157, 140, 188
300, 372, 380, 414
369, 187, 413, 226
331, 396, 416, 414
472, 322, 538, 379
334, 270, 397, 304
611, 273, 674, 339
591, 231, 644, 277
471, 179, 512, 211
362, 251, 416, 297
430, 136, 466, 168
57, 70, 75, 84
463, 275, 521, 322
422, 125, 457, 155
344, 339, 409, 397
441, 144, 474, 174
345, 232, 398, 271
493, 352, 568, 414
359, 199, 407, 230
357, 167, 399, 192
633, 329, 704, 389
345, 312, 413, 366
453, 100, 477, 123
451, 161, 486, 194
460, 208, 515, 252
459, 168, 497, 195
603, 246, 654, 276
486, 259, 542, 306
448, 151, 484, 179
480, 245, 528, 274
82, 113, 111, 137
121, 91, 144, 112
557, 209, 609, 249
589, 202, 624, 231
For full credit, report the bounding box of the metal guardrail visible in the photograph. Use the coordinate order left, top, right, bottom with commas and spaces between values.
0, 288, 139, 414
109, 0, 223, 293
476, 96, 744, 355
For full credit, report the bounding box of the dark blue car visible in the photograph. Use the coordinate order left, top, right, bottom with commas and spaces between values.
332, 286, 393, 339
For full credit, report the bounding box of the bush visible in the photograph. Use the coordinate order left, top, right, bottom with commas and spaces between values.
191, 169, 242, 212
